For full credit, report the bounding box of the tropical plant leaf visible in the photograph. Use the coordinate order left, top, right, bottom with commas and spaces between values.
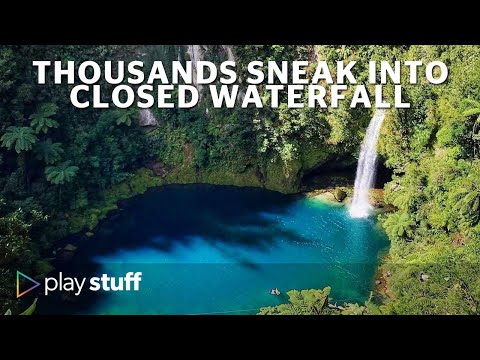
0, 126, 37, 153
20, 298, 37, 315
34, 139, 64, 164
45, 161, 79, 185
114, 108, 137, 127
29, 103, 59, 134
463, 108, 480, 118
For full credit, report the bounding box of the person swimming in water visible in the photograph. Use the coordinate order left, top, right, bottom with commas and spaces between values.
270, 288, 280, 295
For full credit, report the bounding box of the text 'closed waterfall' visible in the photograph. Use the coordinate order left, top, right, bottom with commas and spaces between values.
349, 109, 386, 218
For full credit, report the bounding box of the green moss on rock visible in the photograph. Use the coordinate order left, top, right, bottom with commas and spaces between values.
201, 166, 263, 188
300, 141, 332, 172
263, 158, 302, 193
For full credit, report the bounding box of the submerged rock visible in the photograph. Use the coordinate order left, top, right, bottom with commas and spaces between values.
57, 244, 77, 262
333, 188, 347, 202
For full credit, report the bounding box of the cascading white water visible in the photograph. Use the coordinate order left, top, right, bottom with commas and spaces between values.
139, 109, 158, 127
349, 109, 386, 218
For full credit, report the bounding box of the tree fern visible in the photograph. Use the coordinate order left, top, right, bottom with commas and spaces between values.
384, 212, 416, 241
0, 126, 37, 153
34, 139, 63, 164
455, 188, 480, 225
461, 98, 480, 117
114, 108, 137, 127
29, 103, 59, 134
45, 161, 79, 185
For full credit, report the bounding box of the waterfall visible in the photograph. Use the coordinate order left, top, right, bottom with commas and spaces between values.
186, 45, 205, 92
349, 109, 386, 218
222, 45, 235, 62
138, 109, 158, 127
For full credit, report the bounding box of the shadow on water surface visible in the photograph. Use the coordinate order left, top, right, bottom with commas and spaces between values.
83, 184, 304, 256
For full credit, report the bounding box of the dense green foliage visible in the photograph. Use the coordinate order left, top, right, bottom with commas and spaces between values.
259, 288, 333, 315
258, 287, 381, 315
376, 46, 480, 314
0, 45, 152, 312
0, 199, 47, 313
1, 45, 480, 314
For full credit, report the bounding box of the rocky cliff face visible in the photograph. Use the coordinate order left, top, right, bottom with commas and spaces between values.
135, 45, 348, 194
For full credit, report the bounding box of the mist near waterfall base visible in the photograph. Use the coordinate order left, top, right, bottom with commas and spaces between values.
349, 109, 386, 218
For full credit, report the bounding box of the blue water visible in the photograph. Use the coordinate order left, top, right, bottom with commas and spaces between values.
42, 184, 389, 314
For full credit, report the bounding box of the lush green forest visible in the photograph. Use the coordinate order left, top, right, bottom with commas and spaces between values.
1, 45, 479, 314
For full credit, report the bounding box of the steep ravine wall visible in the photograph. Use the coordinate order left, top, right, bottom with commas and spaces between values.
136, 45, 349, 194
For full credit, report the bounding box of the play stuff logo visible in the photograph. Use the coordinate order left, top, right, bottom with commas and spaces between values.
16, 271, 142, 298
17, 271, 41, 298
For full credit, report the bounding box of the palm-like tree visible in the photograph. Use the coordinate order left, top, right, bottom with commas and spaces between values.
454, 188, 480, 226
29, 103, 59, 134
34, 139, 63, 165
462, 98, 480, 120
384, 212, 415, 241
287, 288, 330, 315
45, 160, 79, 185
258, 288, 331, 315
461, 98, 480, 157
114, 108, 137, 126
0, 126, 37, 153
1, 126, 38, 187
45, 160, 79, 202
